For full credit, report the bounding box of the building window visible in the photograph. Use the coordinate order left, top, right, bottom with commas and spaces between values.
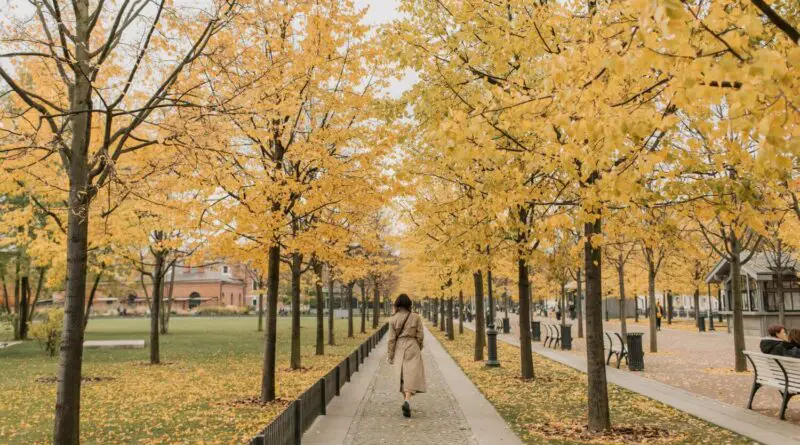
223, 265, 229, 274
252, 280, 258, 290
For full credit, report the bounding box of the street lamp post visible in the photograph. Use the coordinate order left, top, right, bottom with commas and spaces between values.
486, 268, 500, 367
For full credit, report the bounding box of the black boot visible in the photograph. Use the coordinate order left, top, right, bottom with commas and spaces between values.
402, 401, 411, 418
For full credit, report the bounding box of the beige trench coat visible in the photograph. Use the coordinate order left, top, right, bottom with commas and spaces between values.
387, 309, 426, 394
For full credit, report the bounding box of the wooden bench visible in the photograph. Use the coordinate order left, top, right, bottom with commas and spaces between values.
543, 324, 561, 349
604, 331, 627, 368
743, 350, 800, 420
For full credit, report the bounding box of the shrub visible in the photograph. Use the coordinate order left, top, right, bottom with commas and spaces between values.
30, 309, 64, 357
193, 306, 242, 316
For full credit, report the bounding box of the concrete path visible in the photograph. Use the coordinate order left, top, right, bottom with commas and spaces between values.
0, 341, 21, 349
304, 327, 523, 445
465, 320, 800, 445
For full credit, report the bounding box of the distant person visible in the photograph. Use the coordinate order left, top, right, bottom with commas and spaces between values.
784, 329, 800, 358
760, 324, 791, 356
387, 293, 425, 418
656, 302, 665, 331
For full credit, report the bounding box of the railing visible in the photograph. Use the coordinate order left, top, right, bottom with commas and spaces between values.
249, 323, 389, 445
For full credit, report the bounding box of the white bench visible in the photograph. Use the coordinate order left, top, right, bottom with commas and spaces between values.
604, 331, 628, 368
743, 350, 800, 419
544, 324, 561, 349
84, 340, 145, 349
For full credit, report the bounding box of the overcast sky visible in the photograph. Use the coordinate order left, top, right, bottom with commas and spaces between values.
356, 0, 418, 97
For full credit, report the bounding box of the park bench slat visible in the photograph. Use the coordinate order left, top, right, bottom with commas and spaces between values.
744, 350, 800, 420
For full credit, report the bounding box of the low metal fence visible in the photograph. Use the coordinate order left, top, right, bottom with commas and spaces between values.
250, 323, 389, 445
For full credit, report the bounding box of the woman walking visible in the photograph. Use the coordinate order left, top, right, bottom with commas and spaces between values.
387, 293, 426, 417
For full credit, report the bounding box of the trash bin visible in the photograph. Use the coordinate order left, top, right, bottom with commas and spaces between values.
532, 321, 541, 342
626, 333, 645, 371
698, 316, 706, 332
502, 317, 510, 334
561, 324, 572, 350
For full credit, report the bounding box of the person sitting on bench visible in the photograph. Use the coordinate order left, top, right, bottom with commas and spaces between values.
760, 324, 792, 356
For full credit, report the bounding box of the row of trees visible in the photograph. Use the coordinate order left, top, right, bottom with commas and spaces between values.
0, 1, 403, 444
391, 0, 798, 433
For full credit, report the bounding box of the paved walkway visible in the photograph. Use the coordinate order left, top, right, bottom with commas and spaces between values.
503, 312, 800, 422
304, 327, 523, 445
465, 320, 800, 445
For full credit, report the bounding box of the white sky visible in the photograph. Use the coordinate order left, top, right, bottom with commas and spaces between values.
356, 0, 419, 97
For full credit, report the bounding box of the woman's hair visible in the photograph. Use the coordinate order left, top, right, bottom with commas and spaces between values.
788, 328, 800, 344
394, 293, 412, 311
768, 324, 785, 337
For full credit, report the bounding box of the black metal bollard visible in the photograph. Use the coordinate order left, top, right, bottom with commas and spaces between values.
560, 324, 572, 350
626, 332, 645, 371
532, 321, 541, 342
502, 317, 510, 334
486, 325, 500, 367
698, 316, 706, 332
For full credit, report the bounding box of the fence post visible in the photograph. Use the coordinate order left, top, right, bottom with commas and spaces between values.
335, 366, 341, 396
294, 399, 303, 445
346, 358, 351, 382
320, 378, 326, 415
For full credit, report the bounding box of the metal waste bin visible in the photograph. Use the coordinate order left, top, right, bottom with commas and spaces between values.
502, 317, 510, 334
698, 316, 706, 332
626, 333, 645, 371
532, 321, 541, 342
561, 324, 572, 350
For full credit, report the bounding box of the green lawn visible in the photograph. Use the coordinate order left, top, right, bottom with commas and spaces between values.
0, 315, 379, 444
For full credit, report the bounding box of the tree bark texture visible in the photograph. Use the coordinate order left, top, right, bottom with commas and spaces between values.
473, 270, 486, 361
518, 258, 534, 379
585, 218, 611, 432
261, 244, 280, 402
290, 253, 302, 369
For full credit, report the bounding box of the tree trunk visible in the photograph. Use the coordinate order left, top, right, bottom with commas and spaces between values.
459, 290, 464, 334
440, 296, 446, 332
473, 270, 485, 361
83, 267, 104, 333
585, 217, 611, 432
667, 290, 674, 324
12, 259, 20, 340
28, 268, 46, 322
0, 267, 10, 313
161, 263, 176, 335
314, 262, 324, 354
347, 282, 354, 338
290, 252, 302, 369
360, 279, 367, 334
730, 234, 747, 372
150, 252, 165, 365
648, 267, 658, 353
18, 276, 29, 340
618, 260, 627, 338
693, 287, 701, 328
258, 291, 264, 333
518, 257, 534, 379
577, 268, 584, 338
447, 297, 454, 340
328, 272, 335, 346
433, 296, 438, 327
372, 278, 380, 329
54, 46, 93, 439
261, 243, 280, 402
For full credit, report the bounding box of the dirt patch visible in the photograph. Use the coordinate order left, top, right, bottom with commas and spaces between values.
132, 360, 180, 367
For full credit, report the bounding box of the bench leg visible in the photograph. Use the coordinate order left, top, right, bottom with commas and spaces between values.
606, 350, 613, 366
615, 353, 622, 369
746, 382, 761, 410
779, 392, 794, 420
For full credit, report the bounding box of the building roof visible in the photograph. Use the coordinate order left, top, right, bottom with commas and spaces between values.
705, 251, 799, 284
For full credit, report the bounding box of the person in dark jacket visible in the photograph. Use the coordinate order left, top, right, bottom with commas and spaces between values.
760, 324, 790, 355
